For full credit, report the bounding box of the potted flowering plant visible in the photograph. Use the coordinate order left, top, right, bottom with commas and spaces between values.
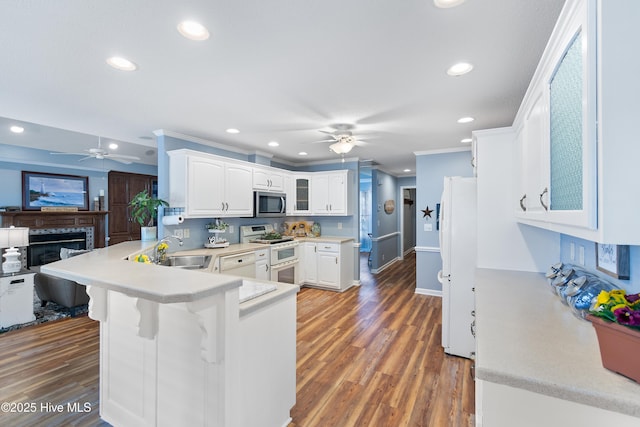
588, 289, 640, 383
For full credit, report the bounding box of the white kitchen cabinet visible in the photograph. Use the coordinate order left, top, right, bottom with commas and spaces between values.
310, 170, 353, 216
317, 243, 340, 289
252, 167, 285, 193
286, 174, 312, 215
300, 239, 354, 291
513, 0, 640, 244
168, 150, 253, 218
254, 248, 270, 281
301, 242, 317, 283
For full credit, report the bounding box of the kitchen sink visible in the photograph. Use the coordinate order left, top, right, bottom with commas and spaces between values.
159, 255, 212, 269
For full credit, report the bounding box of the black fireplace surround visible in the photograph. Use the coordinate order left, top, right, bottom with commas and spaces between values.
28, 227, 94, 268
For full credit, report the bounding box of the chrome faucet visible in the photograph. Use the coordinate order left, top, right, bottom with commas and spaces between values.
153, 235, 183, 263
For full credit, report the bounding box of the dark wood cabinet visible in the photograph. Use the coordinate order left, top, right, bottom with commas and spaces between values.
108, 171, 157, 245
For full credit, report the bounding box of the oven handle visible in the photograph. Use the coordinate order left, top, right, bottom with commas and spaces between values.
280, 196, 286, 214
271, 259, 299, 269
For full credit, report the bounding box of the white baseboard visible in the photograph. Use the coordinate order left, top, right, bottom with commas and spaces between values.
414, 288, 442, 297
371, 257, 400, 274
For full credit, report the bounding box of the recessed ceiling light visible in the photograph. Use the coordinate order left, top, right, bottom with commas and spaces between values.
403, 169, 411, 173
298, 151, 308, 156
106, 56, 137, 71
226, 128, 240, 134
461, 138, 472, 144
268, 141, 280, 147
434, 0, 467, 8
10, 125, 24, 133
447, 62, 474, 76
109, 143, 119, 150
177, 21, 210, 41
457, 116, 475, 124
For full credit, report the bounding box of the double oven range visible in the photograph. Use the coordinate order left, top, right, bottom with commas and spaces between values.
240, 224, 299, 285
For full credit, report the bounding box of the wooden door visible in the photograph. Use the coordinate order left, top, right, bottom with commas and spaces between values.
108, 172, 156, 245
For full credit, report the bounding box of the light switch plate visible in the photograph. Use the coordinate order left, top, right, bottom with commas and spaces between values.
424, 223, 432, 232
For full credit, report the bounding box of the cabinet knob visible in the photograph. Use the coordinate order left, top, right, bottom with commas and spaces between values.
539, 187, 549, 211
519, 194, 527, 212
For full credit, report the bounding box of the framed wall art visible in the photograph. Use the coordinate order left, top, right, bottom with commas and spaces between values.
22, 171, 89, 211
595, 243, 630, 280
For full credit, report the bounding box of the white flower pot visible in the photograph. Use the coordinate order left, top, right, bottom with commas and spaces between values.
141, 226, 157, 241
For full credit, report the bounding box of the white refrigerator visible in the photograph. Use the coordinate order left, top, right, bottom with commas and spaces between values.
438, 176, 477, 359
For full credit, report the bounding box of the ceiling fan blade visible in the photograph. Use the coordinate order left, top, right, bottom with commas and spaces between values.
106, 153, 141, 161
50, 152, 88, 156
310, 139, 336, 144
76, 156, 94, 162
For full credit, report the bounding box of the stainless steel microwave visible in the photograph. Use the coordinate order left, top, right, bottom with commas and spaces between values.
254, 191, 286, 217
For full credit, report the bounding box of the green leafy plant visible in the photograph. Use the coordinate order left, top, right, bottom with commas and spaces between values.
206, 220, 229, 231
129, 190, 168, 227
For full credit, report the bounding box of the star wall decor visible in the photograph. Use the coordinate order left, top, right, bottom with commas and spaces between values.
421, 206, 433, 218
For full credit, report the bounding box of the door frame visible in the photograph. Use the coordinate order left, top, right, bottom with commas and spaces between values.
399, 185, 416, 259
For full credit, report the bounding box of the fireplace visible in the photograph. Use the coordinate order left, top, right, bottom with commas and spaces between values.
28, 227, 94, 268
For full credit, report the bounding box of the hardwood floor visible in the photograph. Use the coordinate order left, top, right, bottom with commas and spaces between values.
0, 252, 474, 426
290, 252, 474, 427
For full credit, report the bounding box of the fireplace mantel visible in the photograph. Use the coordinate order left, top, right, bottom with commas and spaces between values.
0, 211, 108, 248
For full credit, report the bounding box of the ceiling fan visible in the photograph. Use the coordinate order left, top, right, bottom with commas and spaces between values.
313, 123, 370, 155
50, 137, 141, 164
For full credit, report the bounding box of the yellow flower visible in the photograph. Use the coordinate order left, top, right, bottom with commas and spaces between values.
611, 303, 628, 312
157, 242, 168, 251
595, 290, 610, 306
132, 254, 151, 263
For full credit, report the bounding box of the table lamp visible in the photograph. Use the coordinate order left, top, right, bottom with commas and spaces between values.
0, 226, 29, 274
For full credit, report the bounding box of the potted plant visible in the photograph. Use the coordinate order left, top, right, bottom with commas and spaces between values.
206, 220, 229, 233
588, 289, 640, 383
129, 190, 169, 241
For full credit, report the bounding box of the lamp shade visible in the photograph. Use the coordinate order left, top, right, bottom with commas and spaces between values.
0, 226, 30, 248
329, 141, 354, 154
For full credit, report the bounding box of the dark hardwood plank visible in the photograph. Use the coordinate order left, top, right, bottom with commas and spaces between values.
0, 252, 474, 426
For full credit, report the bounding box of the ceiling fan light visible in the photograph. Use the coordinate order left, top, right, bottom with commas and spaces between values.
330, 141, 354, 154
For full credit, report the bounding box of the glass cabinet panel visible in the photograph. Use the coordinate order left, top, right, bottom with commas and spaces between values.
295, 178, 310, 211
549, 30, 583, 211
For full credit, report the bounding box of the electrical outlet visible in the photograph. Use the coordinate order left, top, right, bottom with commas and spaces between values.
183, 228, 190, 238
570, 243, 575, 261
174, 229, 184, 239
228, 225, 234, 234
338, 222, 342, 230
579, 245, 585, 265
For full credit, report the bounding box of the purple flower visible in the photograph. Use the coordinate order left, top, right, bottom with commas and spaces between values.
614, 307, 640, 326
625, 293, 640, 304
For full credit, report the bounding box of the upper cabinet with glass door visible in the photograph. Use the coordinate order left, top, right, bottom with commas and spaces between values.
514, 0, 640, 244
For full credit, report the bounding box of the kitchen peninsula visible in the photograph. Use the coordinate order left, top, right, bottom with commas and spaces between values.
41, 241, 298, 427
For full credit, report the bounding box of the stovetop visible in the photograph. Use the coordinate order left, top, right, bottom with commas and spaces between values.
250, 236, 295, 245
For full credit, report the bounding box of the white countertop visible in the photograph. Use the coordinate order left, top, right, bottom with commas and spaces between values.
41, 240, 299, 309
475, 268, 640, 419
41, 241, 243, 304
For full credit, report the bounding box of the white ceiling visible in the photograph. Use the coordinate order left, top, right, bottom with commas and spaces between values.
0, 0, 565, 173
